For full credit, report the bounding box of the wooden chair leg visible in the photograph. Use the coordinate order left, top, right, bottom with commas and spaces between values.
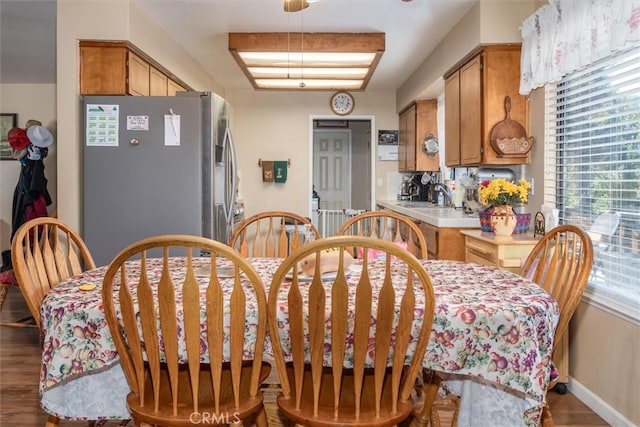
413, 370, 442, 427
0, 317, 37, 328
255, 406, 268, 427
0, 283, 37, 328
44, 414, 59, 427
541, 404, 554, 427
0, 283, 8, 311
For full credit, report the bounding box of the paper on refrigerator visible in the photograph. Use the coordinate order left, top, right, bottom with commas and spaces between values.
86, 104, 119, 146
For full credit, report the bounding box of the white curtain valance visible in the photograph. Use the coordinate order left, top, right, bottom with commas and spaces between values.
520, 0, 640, 95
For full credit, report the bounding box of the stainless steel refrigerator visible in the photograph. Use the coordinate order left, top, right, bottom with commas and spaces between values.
82, 92, 237, 266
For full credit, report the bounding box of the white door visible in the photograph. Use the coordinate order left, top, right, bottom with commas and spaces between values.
313, 130, 352, 210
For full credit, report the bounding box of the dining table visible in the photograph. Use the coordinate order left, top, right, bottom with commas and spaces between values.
39, 256, 559, 427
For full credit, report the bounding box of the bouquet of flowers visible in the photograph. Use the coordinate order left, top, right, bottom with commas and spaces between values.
478, 178, 531, 206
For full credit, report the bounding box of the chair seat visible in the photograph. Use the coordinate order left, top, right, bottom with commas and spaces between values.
277, 365, 416, 427
128, 362, 271, 427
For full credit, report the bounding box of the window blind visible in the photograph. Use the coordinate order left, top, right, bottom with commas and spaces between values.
545, 46, 640, 320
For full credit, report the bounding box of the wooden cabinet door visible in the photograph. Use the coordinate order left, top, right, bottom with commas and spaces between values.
405, 104, 417, 171
398, 109, 407, 172
80, 45, 128, 95
398, 104, 416, 172
444, 71, 460, 167
127, 52, 150, 96
415, 100, 439, 172
168, 79, 186, 96
459, 54, 482, 165
481, 46, 529, 164
150, 66, 168, 96
417, 221, 438, 260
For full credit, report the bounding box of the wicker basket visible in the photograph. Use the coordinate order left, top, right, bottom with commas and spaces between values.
479, 210, 531, 234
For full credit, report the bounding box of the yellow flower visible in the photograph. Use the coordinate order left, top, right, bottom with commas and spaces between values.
478, 178, 530, 206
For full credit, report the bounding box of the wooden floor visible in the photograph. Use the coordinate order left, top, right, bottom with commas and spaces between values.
0, 285, 610, 426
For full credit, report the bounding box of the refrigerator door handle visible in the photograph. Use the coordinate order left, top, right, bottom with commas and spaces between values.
223, 127, 237, 225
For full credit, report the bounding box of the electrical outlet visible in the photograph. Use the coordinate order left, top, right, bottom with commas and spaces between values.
529, 178, 534, 195
377, 178, 384, 187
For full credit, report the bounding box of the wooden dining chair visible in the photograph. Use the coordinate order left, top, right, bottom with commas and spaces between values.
10, 217, 96, 427
420, 225, 593, 427
267, 235, 436, 427
521, 225, 593, 427
337, 210, 428, 259
229, 210, 320, 257
101, 234, 271, 427
10, 217, 96, 329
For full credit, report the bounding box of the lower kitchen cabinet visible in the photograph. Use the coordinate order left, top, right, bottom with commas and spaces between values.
460, 230, 569, 384
417, 221, 473, 261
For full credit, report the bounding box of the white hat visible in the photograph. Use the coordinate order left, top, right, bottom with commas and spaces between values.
27, 125, 53, 148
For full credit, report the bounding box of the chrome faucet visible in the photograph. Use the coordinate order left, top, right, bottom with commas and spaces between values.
432, 183, 452, 207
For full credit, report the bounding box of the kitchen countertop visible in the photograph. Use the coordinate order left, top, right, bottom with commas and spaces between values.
376, 200, 482, 229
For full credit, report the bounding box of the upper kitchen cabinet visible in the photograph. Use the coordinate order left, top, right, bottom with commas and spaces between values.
167, 79, 187, 96
444, 45, 529, 167
149, 66, 168, 96
127, 51, 150, 96
80, 40, 192, 96
398, 100, 439, 172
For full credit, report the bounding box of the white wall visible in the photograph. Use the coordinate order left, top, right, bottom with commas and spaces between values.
0, 84, 57, 252
225, 89, 399, 218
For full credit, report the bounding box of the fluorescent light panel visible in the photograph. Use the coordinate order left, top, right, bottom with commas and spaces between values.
256, 79, 364, 89
248, 67, 369, 79
238, 52, 376, 66
229, 33, 385, 90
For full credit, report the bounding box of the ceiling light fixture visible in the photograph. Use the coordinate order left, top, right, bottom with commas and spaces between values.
228, 32, 385, 91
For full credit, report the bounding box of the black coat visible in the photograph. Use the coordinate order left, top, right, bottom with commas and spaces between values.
11, 159, 52, 241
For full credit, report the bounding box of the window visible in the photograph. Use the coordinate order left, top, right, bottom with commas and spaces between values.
545, 46, 640, 322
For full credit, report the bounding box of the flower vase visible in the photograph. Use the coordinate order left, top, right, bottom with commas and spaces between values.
490, 205, 517, 236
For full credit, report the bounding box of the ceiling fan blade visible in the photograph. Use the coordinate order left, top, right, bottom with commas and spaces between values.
284, 0, 309, 12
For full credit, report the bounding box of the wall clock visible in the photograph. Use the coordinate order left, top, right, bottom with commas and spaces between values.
330, 91, 355, 116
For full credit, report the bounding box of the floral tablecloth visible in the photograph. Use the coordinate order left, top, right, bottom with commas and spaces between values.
39, 258, 558, 426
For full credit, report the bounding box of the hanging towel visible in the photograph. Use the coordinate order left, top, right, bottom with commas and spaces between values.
262, 161, 274, 182
274, 161, 288, 183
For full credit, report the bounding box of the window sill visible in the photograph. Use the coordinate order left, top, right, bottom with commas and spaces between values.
582, 287, 640, 327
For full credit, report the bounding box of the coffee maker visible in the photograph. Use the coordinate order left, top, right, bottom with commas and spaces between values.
413, 171, 440, 203
406, 173, 430, 202
398, 176, 412, 200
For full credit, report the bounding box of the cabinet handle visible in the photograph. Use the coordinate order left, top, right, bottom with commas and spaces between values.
466, 243, 491, 255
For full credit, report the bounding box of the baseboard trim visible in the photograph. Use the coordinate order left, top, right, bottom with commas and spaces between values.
569, 377, 636, 426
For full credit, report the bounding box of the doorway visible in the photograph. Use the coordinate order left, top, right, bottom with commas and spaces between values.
309, 116, 375, 233
313, 129, 352, 210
